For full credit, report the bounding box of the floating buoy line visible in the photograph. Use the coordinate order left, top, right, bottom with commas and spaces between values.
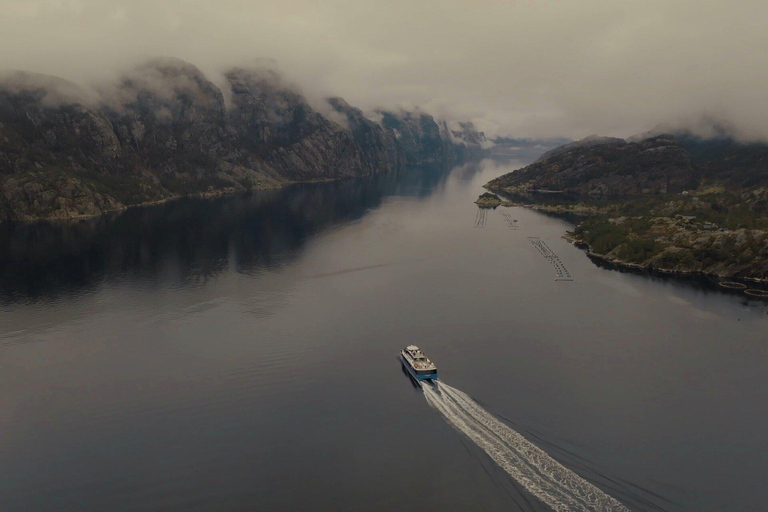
716, 281, 768, 299
529, 237, 573, 281
499, 211, 520, 230
474, 207, 488, 228
718, 281, 747, 290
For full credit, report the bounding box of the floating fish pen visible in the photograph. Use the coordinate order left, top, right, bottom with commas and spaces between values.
528, 237, 572, 281
474, 208, 488, 228
499, 211, 520, 230
718, 281, 747, 290
744, 289, 768, 298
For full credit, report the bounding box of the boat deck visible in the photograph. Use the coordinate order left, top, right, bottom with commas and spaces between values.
410, 360, 437, 370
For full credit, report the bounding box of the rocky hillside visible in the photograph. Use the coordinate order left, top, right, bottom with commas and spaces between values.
485, 133, 768, 282
0, 58, 486, 222
326, 97, 406, 174
486, 135, 699, 198
375, 109, 457, 165
571, 209, 768, 282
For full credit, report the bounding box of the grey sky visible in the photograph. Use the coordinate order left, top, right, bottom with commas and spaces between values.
2, 0, 767, 140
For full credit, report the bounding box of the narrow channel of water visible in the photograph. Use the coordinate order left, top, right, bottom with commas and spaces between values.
1, 159, 766, 511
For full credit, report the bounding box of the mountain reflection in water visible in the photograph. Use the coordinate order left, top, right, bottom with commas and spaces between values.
0, 164, 464, 303
1, 158, 766, 512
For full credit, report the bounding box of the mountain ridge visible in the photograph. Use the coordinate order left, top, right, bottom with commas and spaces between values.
0, 59, 487, 222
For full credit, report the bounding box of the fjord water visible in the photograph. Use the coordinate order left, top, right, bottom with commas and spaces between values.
1, 161, 767, 512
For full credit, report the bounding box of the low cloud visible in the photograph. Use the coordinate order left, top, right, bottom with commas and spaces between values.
2, 0, 768, 140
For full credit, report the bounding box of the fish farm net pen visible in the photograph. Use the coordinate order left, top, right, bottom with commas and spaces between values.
718, 281, 747, 290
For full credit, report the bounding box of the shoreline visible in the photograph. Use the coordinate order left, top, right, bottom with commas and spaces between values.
0, 183, 283, 225
479, 191, 768, 286
0, 173, 379, 225
483, 183, 768, 286
561, 232, 768, 288
582, 249, 768, 285
486, 197, 768, 289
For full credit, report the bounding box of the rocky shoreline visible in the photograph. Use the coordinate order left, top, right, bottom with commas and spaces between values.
483, 133, 768, 284
493, 198, 767, 284
560, 229, 767, 285
476, 194, 768, 290
479, 197, 768, 285
581, 249, 768, 294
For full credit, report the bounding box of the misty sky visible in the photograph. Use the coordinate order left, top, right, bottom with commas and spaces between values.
2, 0, 767, 140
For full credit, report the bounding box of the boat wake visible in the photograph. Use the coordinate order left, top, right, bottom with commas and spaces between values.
422, 381, 630, 512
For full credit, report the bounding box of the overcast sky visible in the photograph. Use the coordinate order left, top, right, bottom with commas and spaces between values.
2, 0, 767, 140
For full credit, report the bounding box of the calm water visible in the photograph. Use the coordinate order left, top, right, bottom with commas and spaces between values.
1, 161, 767, 512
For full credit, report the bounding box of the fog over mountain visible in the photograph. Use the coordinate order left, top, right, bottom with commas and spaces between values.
2, 0, 768, 140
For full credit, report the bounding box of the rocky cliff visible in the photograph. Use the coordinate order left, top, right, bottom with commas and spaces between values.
375, 109, 459, 166
326, 97, 406, 174
0, 58, 484, 222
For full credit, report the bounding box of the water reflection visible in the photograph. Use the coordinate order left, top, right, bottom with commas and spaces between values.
1, 157, 766, 512
0, 164, 470, 303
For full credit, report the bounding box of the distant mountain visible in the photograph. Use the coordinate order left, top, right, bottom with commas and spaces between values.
0, 58, 487, 222
374, 108, 457, 165
488, 136, 572, 161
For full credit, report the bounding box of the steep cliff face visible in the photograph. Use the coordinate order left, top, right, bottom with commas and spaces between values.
376, 109, 455, 165
225, 69, 370, 181
106, 58, 229, 175
327, 97, 406, 174
487, 135, 699, 198
449, 121, 488, 161
103, 58, 282, 198
0, 59, 485, 222
0, 74, 114, 171
0, 62, 281, 220
0, 73, 134, 220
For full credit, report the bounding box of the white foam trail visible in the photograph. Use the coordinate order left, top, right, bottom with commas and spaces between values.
423, 382, 629, 512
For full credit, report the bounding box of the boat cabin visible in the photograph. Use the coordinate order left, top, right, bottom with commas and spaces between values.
405, 345, 427, 360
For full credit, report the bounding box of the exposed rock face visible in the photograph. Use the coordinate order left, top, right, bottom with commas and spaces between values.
108, 58, 228, 168
0, 62, 280, 220
326, 97, 406, 174
0, 59, 483, 222
376, 109, 455, 165
104, 58, 270, 193
225, 68, 368, 182
450, 121, 488, 161
487, 135, 699, 198
0, 73, 121, 174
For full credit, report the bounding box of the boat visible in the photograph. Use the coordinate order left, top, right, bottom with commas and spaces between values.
400, 345, 438, 381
